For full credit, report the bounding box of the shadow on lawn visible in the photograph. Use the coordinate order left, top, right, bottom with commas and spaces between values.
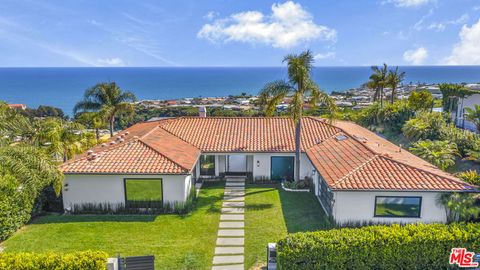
34, 182, 228, 224
278, 187, 332, 233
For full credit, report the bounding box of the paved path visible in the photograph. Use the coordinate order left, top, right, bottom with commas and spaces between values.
212, 177, 245, 270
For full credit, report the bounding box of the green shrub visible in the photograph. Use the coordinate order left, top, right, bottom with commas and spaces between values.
402, 112, 447, 141
277, 223, 480, 270
0, 251, 108, 270
457, 170, 480, 186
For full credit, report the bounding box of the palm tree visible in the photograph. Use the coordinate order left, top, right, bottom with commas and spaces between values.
34, 118, 90, 162
436, 193, 480, 223
258, 50, 337, 181
409, 140, 459, 170
386, 66, 405, 104
76, 111, 106, 141
368, 63, 388, 107
464, 104, 480, 133
74, 82, 136, 137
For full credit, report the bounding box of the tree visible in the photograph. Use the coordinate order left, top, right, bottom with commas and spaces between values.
409, 140, 459, 170
436, 193, 480, 222
258, 50, 337, 181
456, 170, 480, 186
386, 66, 405, 104
76, 112, 107, 140
73, 82, 136, 137
368, 63, 388, 107
464, 104, 480, 133
34, 118, 96, 162
408, 89, 434, 111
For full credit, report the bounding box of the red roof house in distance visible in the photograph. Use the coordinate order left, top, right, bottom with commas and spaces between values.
8, 103, 27, 110
60, 116, 477, 224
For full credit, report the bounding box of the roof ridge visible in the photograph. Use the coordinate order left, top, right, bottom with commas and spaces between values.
136, 139, 190, 173
156, 124, 201, 152
331, 154, 380, 188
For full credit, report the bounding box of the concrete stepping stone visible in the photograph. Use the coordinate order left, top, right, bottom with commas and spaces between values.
220, 214, 244, 221
224, 196, 244, 202
224, 191, 245, 196
226, 179, 245, 182
212, 264, 244, 270
222, 201, 244, 207
226, 182, 245, 187
225, 186, 245, 190
215, 246, 244, 255
213, 255, 244, 265
219, 222, 244, 228
216, 237, 244, 246
218, 229, 244, 237
221, 208, 244, 214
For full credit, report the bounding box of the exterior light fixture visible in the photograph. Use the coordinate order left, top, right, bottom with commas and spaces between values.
257, 160, 260, 167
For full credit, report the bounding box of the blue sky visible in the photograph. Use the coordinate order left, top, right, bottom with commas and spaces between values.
0, 0, 479, 67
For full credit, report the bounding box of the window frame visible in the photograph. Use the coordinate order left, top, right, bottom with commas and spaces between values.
123, 178, 164, 208
374, 196, 422, 218
200, 155, 216, 176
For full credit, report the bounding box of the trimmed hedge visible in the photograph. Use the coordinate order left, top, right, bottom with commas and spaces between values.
277, 223, 480, 270
0, 251, 108, 270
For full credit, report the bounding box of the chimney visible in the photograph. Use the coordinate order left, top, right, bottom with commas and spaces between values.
199, 106, 207, 118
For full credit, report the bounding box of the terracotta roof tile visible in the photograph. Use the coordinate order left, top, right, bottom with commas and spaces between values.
158, 117, 340, 152
61, 140, 187, 174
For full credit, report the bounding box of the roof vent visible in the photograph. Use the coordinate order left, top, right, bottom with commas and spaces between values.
119, 138, 125, 143
125, 131, 130, 135
335, 134, 348, 141
133, 135, 139, 140
101, 143, 107, 147
110, 141, 116, 145
87, 150, 94, 155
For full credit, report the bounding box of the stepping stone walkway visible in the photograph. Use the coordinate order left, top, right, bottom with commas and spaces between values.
212, 177, 246, 270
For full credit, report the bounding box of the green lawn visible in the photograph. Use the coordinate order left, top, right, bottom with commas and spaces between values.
245, 184, 331, 269
2, 182, 330, 270
2, 182, 225, 270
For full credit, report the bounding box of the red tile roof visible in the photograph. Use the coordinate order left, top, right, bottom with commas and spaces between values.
61, 117, 477, 191
158, 117, 340, 152
61, 139, 188, 174
307, 121, 475, 191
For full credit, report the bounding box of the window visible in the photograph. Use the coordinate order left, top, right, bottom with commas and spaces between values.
124, 179, 163, 208
374, 196, 422, 218
200, 155, 215, 175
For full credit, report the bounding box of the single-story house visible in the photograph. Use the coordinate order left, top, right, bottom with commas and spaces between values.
61, 116, 477, 224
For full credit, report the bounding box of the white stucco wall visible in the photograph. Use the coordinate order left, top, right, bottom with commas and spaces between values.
63, 174, 191, 210
333, 191, 447, 224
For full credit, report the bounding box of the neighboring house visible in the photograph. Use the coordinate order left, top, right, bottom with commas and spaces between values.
60, 116, 477, 224
454, 93, 480, 132
8, 103, 27, 110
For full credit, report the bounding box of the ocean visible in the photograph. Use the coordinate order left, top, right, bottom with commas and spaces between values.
0, 66, 479, 115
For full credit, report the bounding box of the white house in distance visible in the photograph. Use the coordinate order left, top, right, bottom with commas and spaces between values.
60, 116, 477, 224
454, 92, 480, 133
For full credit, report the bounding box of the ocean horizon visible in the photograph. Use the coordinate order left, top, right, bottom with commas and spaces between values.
1, 66, 479, 115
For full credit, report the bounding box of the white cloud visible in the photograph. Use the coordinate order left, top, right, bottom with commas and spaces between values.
384, 0, 432, 8
197, 1, 336, 49
403, 47, 428, 64
204, 11, 218, 21
96, 57, 125, 66
314, 52, 335, 60
444, 19, 480, 65
427, 13, 469, 32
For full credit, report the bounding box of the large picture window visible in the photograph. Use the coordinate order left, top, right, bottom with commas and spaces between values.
374, 196, 421, 218
124, 179, 163, 208
200, 155, 215, 175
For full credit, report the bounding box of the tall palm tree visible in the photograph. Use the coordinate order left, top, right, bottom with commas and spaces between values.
258, 50, 337, 181
464, 104, 480, 133
386, 66, 405, 104
368, 63, 388, 107
74, 82, 136, 137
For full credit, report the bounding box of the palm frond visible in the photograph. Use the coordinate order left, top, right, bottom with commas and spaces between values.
258, 80, 292, 116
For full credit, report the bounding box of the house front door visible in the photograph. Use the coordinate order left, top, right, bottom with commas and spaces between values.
271, 156, 294, 181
